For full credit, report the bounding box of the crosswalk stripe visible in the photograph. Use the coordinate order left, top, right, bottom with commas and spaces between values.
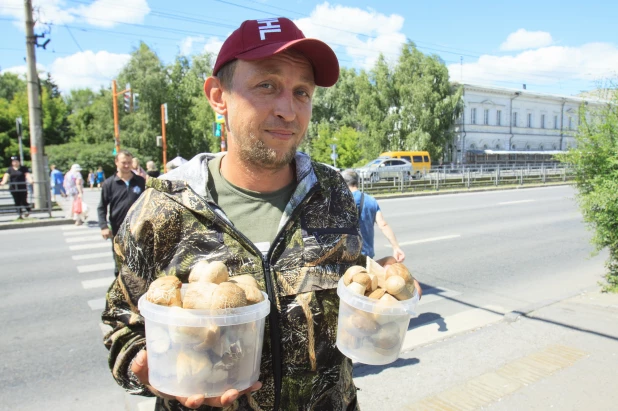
63, 230, 96, 236
88, 298, 106, 310
392, 234, 461, 247
78, 262, 115, 273
72, 251, 113, 261
65, 235, 103, 243
82, 277, 115, 289
61, 225, 90, 231
99, 323, 112, 337
138, 399, 157, 411
401, 305, 505, 352
69, 242, 109, 251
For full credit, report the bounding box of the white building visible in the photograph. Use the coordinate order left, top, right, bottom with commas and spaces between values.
450, 84, 606, 164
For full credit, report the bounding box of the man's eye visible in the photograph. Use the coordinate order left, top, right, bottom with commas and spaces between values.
259, 83, 273, 89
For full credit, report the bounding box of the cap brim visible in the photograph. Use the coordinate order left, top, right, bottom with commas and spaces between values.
236, 38, 339, 87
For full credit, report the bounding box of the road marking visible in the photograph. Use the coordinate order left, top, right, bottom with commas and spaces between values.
69, 242, 109, 251
82, 277, 115, 289
418, 287, 462, 306
406, 345, 587, 410
498, 199, 535, 205
78, 262, 115, 273
87, 298, 106, 310
390, 234, 461, 247
65, 235, 103, 243
61, 225, 90, 231
72, 251, 113, 261
63, 230, 96, 236
401, 305, 505, 352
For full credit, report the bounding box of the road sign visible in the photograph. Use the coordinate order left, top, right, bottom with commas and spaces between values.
163, 103, 168, 124
330, 153, 338, 161
330, 144, 337, 150
215, 113, 225, 124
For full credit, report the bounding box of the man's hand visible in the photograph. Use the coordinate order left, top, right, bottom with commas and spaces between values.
392, 247, 405, 263
101, 228, 112, 240
131, 349, 262, 409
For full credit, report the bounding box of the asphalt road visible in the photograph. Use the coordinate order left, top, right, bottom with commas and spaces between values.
0, 185, 608, 410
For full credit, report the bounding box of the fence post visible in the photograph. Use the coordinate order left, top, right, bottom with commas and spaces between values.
467, 168, 471, 188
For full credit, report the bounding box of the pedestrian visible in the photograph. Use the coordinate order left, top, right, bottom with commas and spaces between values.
87, 169, 95, 189
101, 17, 421, 411
49, 164, 66, 202
131, 157, 148, 180
342, 169, 406, 262
145, 160, 160, 179
97, 150, 145, 277
63, 164, 86, 225
95, 166, 105, 188
0, 156, 33, 218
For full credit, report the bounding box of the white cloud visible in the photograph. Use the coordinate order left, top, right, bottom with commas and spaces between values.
0, 0, 149, 28
294, 3, 406, 69
179, 36, 205, 56
500, 29, 553, 51
72, 0, 150, 28
1, 63, 47, 78
448, 42, 618, 88
203, 37, 223, 56
49, 50, 131, 92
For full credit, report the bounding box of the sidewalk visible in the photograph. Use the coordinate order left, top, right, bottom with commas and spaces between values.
354, 288, 618, 410
0, 188, 102, 230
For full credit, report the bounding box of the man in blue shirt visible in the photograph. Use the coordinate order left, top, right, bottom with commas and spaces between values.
342, 169, 405, 262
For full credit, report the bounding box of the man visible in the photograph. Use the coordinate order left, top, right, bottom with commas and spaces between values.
102, 17, 420, 411
342, 169, 406, 262
49, 164, 66, 202
0, 156, 33, 218
145, 160, 160, 179
97, 150, 145, 277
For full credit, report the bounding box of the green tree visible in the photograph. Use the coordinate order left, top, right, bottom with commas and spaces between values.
66, 89, 115, 145
559, 98, 618, 292
393, 41, 462, 159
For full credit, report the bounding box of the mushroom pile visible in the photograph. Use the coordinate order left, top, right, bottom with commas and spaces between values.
144, 261, 264, 388
337, 259, 418, 357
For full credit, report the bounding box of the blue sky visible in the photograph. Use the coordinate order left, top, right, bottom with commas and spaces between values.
1, 0, 616, 96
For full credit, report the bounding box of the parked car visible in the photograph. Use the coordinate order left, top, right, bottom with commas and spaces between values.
357, 157, 412, 182
380, 151, 431, 178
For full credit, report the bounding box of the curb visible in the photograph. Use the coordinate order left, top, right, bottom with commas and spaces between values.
0, 217, 74, 230
372, 182, 572, 200
504, 284, 601, 323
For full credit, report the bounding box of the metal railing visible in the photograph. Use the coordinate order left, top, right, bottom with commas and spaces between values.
0, 181, 53, 217
356, 164, 573, 195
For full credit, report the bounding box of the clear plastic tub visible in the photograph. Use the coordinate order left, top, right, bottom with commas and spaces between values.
336, 277, 419, 365
138, 287, 270, 398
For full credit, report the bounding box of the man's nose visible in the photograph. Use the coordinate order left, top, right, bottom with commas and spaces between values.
273, 90, 296, 122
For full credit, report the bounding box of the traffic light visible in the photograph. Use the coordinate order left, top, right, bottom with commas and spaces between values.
124, 83, 131, 112
133, 93, 139, 111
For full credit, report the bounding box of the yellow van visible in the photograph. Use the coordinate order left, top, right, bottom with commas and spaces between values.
380, 151, 431, 178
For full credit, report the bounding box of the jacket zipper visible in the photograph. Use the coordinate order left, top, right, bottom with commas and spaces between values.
180, 182, 319, 411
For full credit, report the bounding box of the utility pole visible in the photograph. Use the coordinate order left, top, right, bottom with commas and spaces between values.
111, 80, 131, 154
24, 0, 49, 210
161, 103, 168, 172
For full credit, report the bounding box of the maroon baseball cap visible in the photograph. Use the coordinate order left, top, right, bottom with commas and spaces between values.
212, 17, 339, 87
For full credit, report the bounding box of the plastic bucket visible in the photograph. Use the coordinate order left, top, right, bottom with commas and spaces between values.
336, 277, 419, 365
138, 287, 270, 398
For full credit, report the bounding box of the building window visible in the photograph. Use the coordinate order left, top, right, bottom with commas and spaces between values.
541, 114, 545, 129
527, 113, 533, 128
484, 109, 489, 125
497, 110, 502, 126
554, 115, 559, 129
539, 144, 544, 150
471, 108, 477, 125
512, 112, 518, 127
512, 144, 516, 149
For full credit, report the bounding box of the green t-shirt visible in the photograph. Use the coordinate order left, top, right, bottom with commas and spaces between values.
207, 155, 297, 248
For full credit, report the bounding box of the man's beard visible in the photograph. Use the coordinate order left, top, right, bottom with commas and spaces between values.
238, 132, 301, 170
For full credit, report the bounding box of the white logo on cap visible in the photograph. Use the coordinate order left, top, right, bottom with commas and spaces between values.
257, 18, 281, 40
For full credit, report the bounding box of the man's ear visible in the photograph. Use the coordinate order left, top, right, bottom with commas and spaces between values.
204, 76, 227, 116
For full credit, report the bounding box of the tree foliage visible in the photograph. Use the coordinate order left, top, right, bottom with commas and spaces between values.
559, 97, 618, 291
1, 41, 462, 175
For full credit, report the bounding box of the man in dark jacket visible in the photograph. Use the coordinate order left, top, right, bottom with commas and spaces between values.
102, 17, 420, 411
97, 150, 145, 276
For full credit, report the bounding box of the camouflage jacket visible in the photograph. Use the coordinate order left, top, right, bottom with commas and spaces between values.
102, 153, 363, 411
